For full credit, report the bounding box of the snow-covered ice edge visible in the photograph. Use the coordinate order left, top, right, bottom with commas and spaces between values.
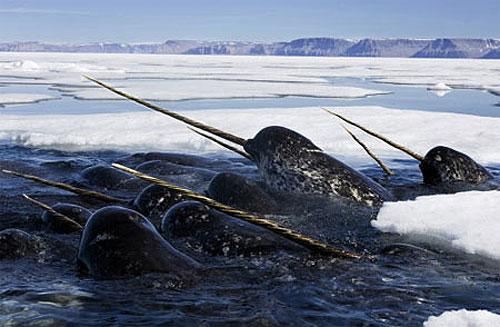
424, 309, 500, 327
0, 93, 58, 106
1, 105, 499, 166
372, 191, 500, 260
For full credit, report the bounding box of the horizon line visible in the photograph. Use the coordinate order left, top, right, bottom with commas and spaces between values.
2, 36, 500, 45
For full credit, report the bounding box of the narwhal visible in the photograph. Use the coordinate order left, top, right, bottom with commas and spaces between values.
84, 76, 393, 207
323, 109, 493, 186
1, 167, 363, 259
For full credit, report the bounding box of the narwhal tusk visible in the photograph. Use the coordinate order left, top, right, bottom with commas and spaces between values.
22, 194, 83, 231
112, 163, 365, 259
1, 169, 127, 204
187, 127, 253, 161
342, 126, 395, 176
83, 75, 247, 146
322, 108, 425, 162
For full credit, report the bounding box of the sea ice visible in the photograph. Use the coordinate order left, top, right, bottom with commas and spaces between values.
427, 82, 452, 96
0, 93, 58, 106
427, 82, 452, 91
0, 59, 124, 74
0, 53, 498, 100
66, 79, 390, 101
0, 106, 499, 167
424, 309, 500, 327
372, 191, 500, 260
1, 60, 41, 71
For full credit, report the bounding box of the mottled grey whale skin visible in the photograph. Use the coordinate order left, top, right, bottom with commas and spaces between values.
207, 172, 279, 214
243, 126, 394, 207
161, 201, 306, 257
136, 160, 216, 181
81, 165, 133, 189
0, 229, 39, 260
79, 165, 146, 192
132, 184, 187, 225
41, 203, 92, 233
420, 146, 493, 186
77, 206, 200, 279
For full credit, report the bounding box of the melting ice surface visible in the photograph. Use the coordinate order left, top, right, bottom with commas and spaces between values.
0, 93, 58, 106
373, 191, 500, 260
0, 53, 499, 325
1, 106, 500, 168
424, 309, 500, 327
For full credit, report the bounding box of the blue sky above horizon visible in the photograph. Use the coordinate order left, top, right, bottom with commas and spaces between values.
1, 0, 499, 43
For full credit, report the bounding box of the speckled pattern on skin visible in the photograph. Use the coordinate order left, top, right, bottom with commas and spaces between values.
244, 126, 393, 206
420, 146, 493, 186
132, 184, 187, 224
161, 201, 306, 257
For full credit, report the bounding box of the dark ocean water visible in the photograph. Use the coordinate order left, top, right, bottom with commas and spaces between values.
0, 143, 499, 326
0, 78, 500, 325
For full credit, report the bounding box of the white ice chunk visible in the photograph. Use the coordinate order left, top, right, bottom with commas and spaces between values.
1, 60, 41, 71
372, 191, 500, 260
427, 82, 452, 91
427, 82, 452, 96
424, 309, 500, 327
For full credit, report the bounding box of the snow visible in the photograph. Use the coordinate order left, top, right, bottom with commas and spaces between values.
424, 309, 500, 327
372, 191, 500, 260
0, 59, 124, 74
427, 83, 452, 96
0, 53, 498, 100
0, 52, 498, 320
429, 90, 450, 97
0, 53, 498, 165
0, 56, 389, 101
1, 60, 41, 71
0, 106, 499, 167
427, 82, 452, 91
65, 80, 389, 101
0, 93, 58, 106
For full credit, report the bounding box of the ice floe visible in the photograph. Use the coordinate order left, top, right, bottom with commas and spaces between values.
64, 79, 390, 101
372, 191, 500, 260
0, 59, 124, 74
1, 60, 41, 71
424, 309, 500, 327
0, 106, 499, 167
0, 53, 498, 100
0, 93, 58, 106
427, 82, 452, 96
427, 82, 452, 91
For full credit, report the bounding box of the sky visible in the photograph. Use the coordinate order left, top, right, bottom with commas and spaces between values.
0, 0, 499, 43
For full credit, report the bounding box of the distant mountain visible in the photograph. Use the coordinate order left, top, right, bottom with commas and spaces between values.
412, 38, 500, 58
413, 39, 467, 58
1, 38, 499, 59
344, 38, 430, 57
183, 41, 257, 55
483, 48, 500, 59
272, 38, 355, 56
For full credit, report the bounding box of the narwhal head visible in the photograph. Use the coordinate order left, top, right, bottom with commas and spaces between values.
244, 126, 321, 165
77, 206, 200, 279
324, 110, 493, 187
419, 146, 493, 185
